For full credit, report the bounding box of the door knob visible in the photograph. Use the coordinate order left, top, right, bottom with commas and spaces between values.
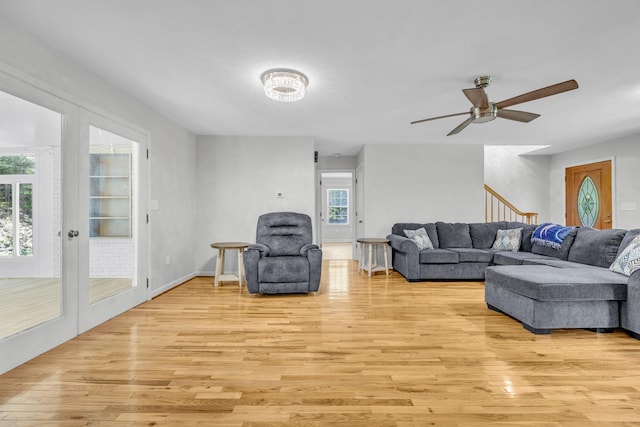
67, 230, 79, 238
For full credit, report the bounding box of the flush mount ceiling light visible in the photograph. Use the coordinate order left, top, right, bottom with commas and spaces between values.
260, 68, 308, 102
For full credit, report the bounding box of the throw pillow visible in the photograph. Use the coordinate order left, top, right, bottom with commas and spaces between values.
404, 227, 434, 250
491, 228, 522, 252
610, 234, 640, 276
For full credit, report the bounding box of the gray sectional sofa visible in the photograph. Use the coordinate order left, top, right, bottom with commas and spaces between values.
387, 221, 640, 338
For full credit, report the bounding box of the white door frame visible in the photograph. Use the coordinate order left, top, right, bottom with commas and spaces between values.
316, 168, 356, 258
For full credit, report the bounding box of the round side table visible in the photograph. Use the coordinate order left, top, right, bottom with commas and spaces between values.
210, 242, 251, 287
357, 238, 391, 277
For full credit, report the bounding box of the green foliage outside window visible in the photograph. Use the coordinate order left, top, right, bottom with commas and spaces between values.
0, 155, 35, 257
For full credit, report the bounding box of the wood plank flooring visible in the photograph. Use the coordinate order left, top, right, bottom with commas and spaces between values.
2, 260, 640, 426
0, 278, 132, 339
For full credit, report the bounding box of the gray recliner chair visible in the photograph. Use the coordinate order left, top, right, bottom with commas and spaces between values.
243, 212, 322, 294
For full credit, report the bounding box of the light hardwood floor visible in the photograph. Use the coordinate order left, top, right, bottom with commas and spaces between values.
1, 260, 640, 426
0, 278, 132, 339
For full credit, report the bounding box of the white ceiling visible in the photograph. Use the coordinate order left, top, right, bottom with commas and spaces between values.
1, 0, 639, 156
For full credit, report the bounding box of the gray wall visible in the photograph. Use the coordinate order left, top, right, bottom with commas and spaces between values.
549, 135, 640, 229
195, 135, 316, 274
360, 144, 485, 238
0, 15, 198, 295
484, 146, 551, 222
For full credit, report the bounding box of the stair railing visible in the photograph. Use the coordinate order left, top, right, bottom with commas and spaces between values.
484, 184, 538, 225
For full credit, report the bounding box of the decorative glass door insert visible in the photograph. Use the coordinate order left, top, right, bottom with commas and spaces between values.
577, 176, 598, 228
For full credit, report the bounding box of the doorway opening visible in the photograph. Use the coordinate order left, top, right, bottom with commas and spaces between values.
318, 171, 355, 260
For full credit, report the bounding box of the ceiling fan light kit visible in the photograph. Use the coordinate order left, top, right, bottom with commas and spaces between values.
412, 76, 579, 135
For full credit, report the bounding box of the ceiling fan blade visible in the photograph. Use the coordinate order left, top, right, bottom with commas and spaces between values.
462, 88, 489, 108
410, 112, 469, 125
494, 79, 579, 109
496, 109, 540, 123
447, 117, 474, 136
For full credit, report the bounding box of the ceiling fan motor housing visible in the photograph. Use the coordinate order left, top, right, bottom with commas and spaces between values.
471, 104, 497, 123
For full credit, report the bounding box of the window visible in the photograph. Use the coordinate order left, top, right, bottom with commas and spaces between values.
0, 155, 35, 257
327, 189, 349, 225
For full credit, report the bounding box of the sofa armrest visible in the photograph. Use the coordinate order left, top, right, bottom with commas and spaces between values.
624, 270, 640, 338
386, 234, 419, 254
386, 234, 420, 280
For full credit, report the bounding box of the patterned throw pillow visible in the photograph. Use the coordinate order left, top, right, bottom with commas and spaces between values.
610, 234, 640, 276
491, 228, 522, 252
404, 227, 434, 250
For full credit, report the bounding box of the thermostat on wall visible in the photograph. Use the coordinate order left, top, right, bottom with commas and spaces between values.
276, 191, 285, 198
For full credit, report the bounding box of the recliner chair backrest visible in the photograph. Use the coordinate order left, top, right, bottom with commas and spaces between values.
256, 212, 312, 256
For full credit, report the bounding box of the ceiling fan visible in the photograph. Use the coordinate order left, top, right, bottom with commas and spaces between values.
411, 76, 578, 136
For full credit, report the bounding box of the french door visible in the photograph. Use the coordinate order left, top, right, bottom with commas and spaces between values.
0, 72, 147, 374
78, 110, 147, 333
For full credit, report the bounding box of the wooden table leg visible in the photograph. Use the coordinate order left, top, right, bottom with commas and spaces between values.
383, 243, 389, 275
214, 248, 223, 287
237, 248, 244, 287
368, 243, 373, 278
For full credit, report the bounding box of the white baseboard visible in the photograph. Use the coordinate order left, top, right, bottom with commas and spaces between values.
150, 272, 197, 298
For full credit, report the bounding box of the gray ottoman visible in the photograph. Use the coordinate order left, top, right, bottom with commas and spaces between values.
485, 265, 628, 334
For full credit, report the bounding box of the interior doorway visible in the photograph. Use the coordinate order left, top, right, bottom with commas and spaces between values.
565, 160, 612, 229
318, 171, 355, 259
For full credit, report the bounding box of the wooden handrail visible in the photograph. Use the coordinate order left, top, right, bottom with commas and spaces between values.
484, 184, 538, 225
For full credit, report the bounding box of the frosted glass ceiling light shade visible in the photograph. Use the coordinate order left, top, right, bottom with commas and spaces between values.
261, 68, 308, 102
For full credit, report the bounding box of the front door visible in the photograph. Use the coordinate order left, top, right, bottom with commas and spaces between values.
565, 160, 612, 229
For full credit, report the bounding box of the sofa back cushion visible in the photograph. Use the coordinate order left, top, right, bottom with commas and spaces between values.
436, 222, 472, 248
568, 227, 626, 268
392, 223, 439, 248
469, 222, 506, 249
531, 228, 578, 260
507, 222, 536, 252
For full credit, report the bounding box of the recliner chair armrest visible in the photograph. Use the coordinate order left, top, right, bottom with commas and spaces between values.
386, 234, 419, 254
247, 243, 270, 257
300, 243, 320, 256
307, 247, 322, 292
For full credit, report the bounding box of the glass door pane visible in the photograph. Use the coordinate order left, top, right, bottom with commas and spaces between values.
88, 127, 137, 304
0, 90, 63, 340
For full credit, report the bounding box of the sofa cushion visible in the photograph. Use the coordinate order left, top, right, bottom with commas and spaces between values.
492, 228, 522, 252
404, 227, 434, 250
419, 249, 459, 264
469, 222, 506, 249
610, 234, 640, 277
522, 258, 602, 269
436, 222, 472, 248
568, 227, 626, 268
508, 222, 536, 252
492, 251, 556, 266
485, 265, 628, 302
531, 228, 578, 260
392, 223, 439, 248
448, 248, 494, 263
